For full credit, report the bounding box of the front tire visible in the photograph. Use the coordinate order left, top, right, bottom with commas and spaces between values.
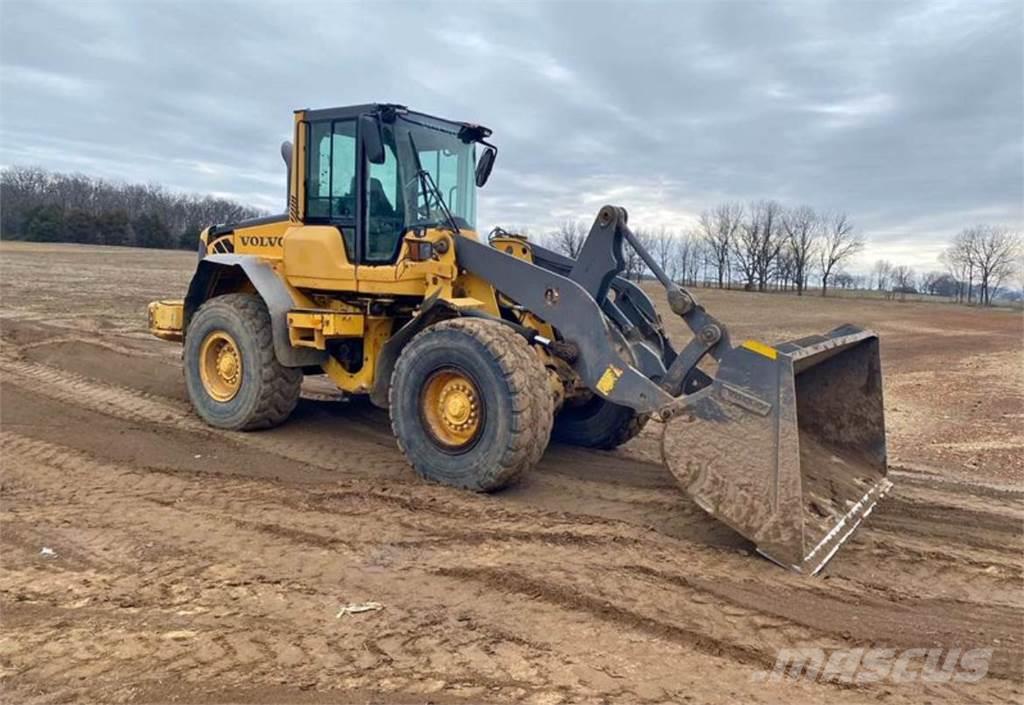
389, 318, 552, 491
184, 293, 301, 430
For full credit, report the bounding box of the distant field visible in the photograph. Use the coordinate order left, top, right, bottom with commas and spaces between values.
668, 278, 1021, 308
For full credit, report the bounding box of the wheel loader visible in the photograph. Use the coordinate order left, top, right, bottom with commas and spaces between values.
148, 103, 891, 574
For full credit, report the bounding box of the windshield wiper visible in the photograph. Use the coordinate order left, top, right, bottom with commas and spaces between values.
407, 132, 460, 234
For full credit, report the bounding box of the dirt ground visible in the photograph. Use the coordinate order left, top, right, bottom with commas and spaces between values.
1, 241, 1021, 704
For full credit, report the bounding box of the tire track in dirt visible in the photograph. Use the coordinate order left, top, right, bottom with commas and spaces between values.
0, 374, 720, 566
434, 565, 777, 671
2, 432, 543, 701
0, 340, 787, 564
8, 332, 1024, 705
11, 423, 1018, 692
0, 366, 730, 569
620, 564, 1023, 681
5, 338, 1023, 606
0, 345, 756, 555
0, 354, 408, 480
872, 497, 1020, 547
2, 431, 882, 704
892, 466, 1024, 501
0, 435, 842, 698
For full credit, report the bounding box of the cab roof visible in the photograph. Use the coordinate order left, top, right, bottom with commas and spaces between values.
295, 103, 492, 139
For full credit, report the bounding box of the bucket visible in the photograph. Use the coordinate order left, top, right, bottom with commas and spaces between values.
662, 326, 890, 574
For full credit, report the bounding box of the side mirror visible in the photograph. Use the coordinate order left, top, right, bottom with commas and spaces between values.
360, 115, 385, 165
475, 146, 496, 187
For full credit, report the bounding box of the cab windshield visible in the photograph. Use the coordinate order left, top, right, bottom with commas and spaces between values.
363, 115, 475, 259
396, 115, 476, 230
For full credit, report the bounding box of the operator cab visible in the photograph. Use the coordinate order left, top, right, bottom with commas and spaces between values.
296, 103, 496, 264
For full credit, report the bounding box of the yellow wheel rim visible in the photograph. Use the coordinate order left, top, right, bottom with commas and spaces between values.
198, 330, 242, 402
421, 369, 483, 450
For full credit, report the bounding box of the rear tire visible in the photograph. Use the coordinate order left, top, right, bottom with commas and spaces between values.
552, 395, 647, 450
389, 318, 552, 491
184, 293, 301, 430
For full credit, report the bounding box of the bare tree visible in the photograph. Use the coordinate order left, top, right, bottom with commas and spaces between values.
697, 202, 742, 288
674, 230, 702, 286
872, 259, 893, 292
731, 225, 758, 291
781, 205, 820, 295
939, 245, 966, 303
818, 212, 864, 297
733, 200, 784, 292
757, 201, 784, 291
775, 249, 796, 291
551, 218, 587, 259
973, 226, 1022, 305
652, 226, 677, 280
686, 236, 705, 285
941, 228, 980, 303
891, 265, 916, 300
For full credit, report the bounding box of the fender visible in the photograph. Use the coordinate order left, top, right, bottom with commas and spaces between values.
184, 254, 327, 368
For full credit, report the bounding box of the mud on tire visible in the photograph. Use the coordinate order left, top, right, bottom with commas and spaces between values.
389, 317, 553, 492
184, 293, 301, 431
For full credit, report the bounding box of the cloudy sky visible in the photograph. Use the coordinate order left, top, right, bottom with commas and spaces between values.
1, 0, 1021, 270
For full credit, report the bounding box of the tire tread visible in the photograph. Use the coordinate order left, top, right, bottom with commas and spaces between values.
389, 317, 553, 490
187, 293, 300, 431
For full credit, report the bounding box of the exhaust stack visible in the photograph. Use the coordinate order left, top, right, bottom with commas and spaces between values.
281, 140, 293, 206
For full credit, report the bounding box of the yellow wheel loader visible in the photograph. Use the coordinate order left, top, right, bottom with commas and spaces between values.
148, 103, 891, 573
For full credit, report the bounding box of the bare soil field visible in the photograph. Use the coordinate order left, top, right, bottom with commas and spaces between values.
1, 241, 1021, 704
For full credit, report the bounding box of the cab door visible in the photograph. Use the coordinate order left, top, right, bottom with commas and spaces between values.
305, 119, 360, 261
356, 121, 416, 294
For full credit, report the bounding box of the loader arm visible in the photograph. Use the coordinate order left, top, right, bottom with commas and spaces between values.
459, 205, 726, 410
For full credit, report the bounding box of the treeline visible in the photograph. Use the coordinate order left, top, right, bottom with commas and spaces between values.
5, 166, 1018, 305
867, 227, 1021, 304
938, 226, 1020, 305
534, 203, 1021, 305
538, 201, 866, 296
1, 166, 264, 250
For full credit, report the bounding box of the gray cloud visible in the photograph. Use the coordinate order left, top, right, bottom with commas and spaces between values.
1, 0, 1020, 270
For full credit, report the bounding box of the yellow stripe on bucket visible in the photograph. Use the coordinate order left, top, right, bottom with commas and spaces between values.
741, 340, 778, 360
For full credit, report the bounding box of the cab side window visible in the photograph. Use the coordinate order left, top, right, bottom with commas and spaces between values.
365, 126, 404, 262
306, 120, 357, 255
